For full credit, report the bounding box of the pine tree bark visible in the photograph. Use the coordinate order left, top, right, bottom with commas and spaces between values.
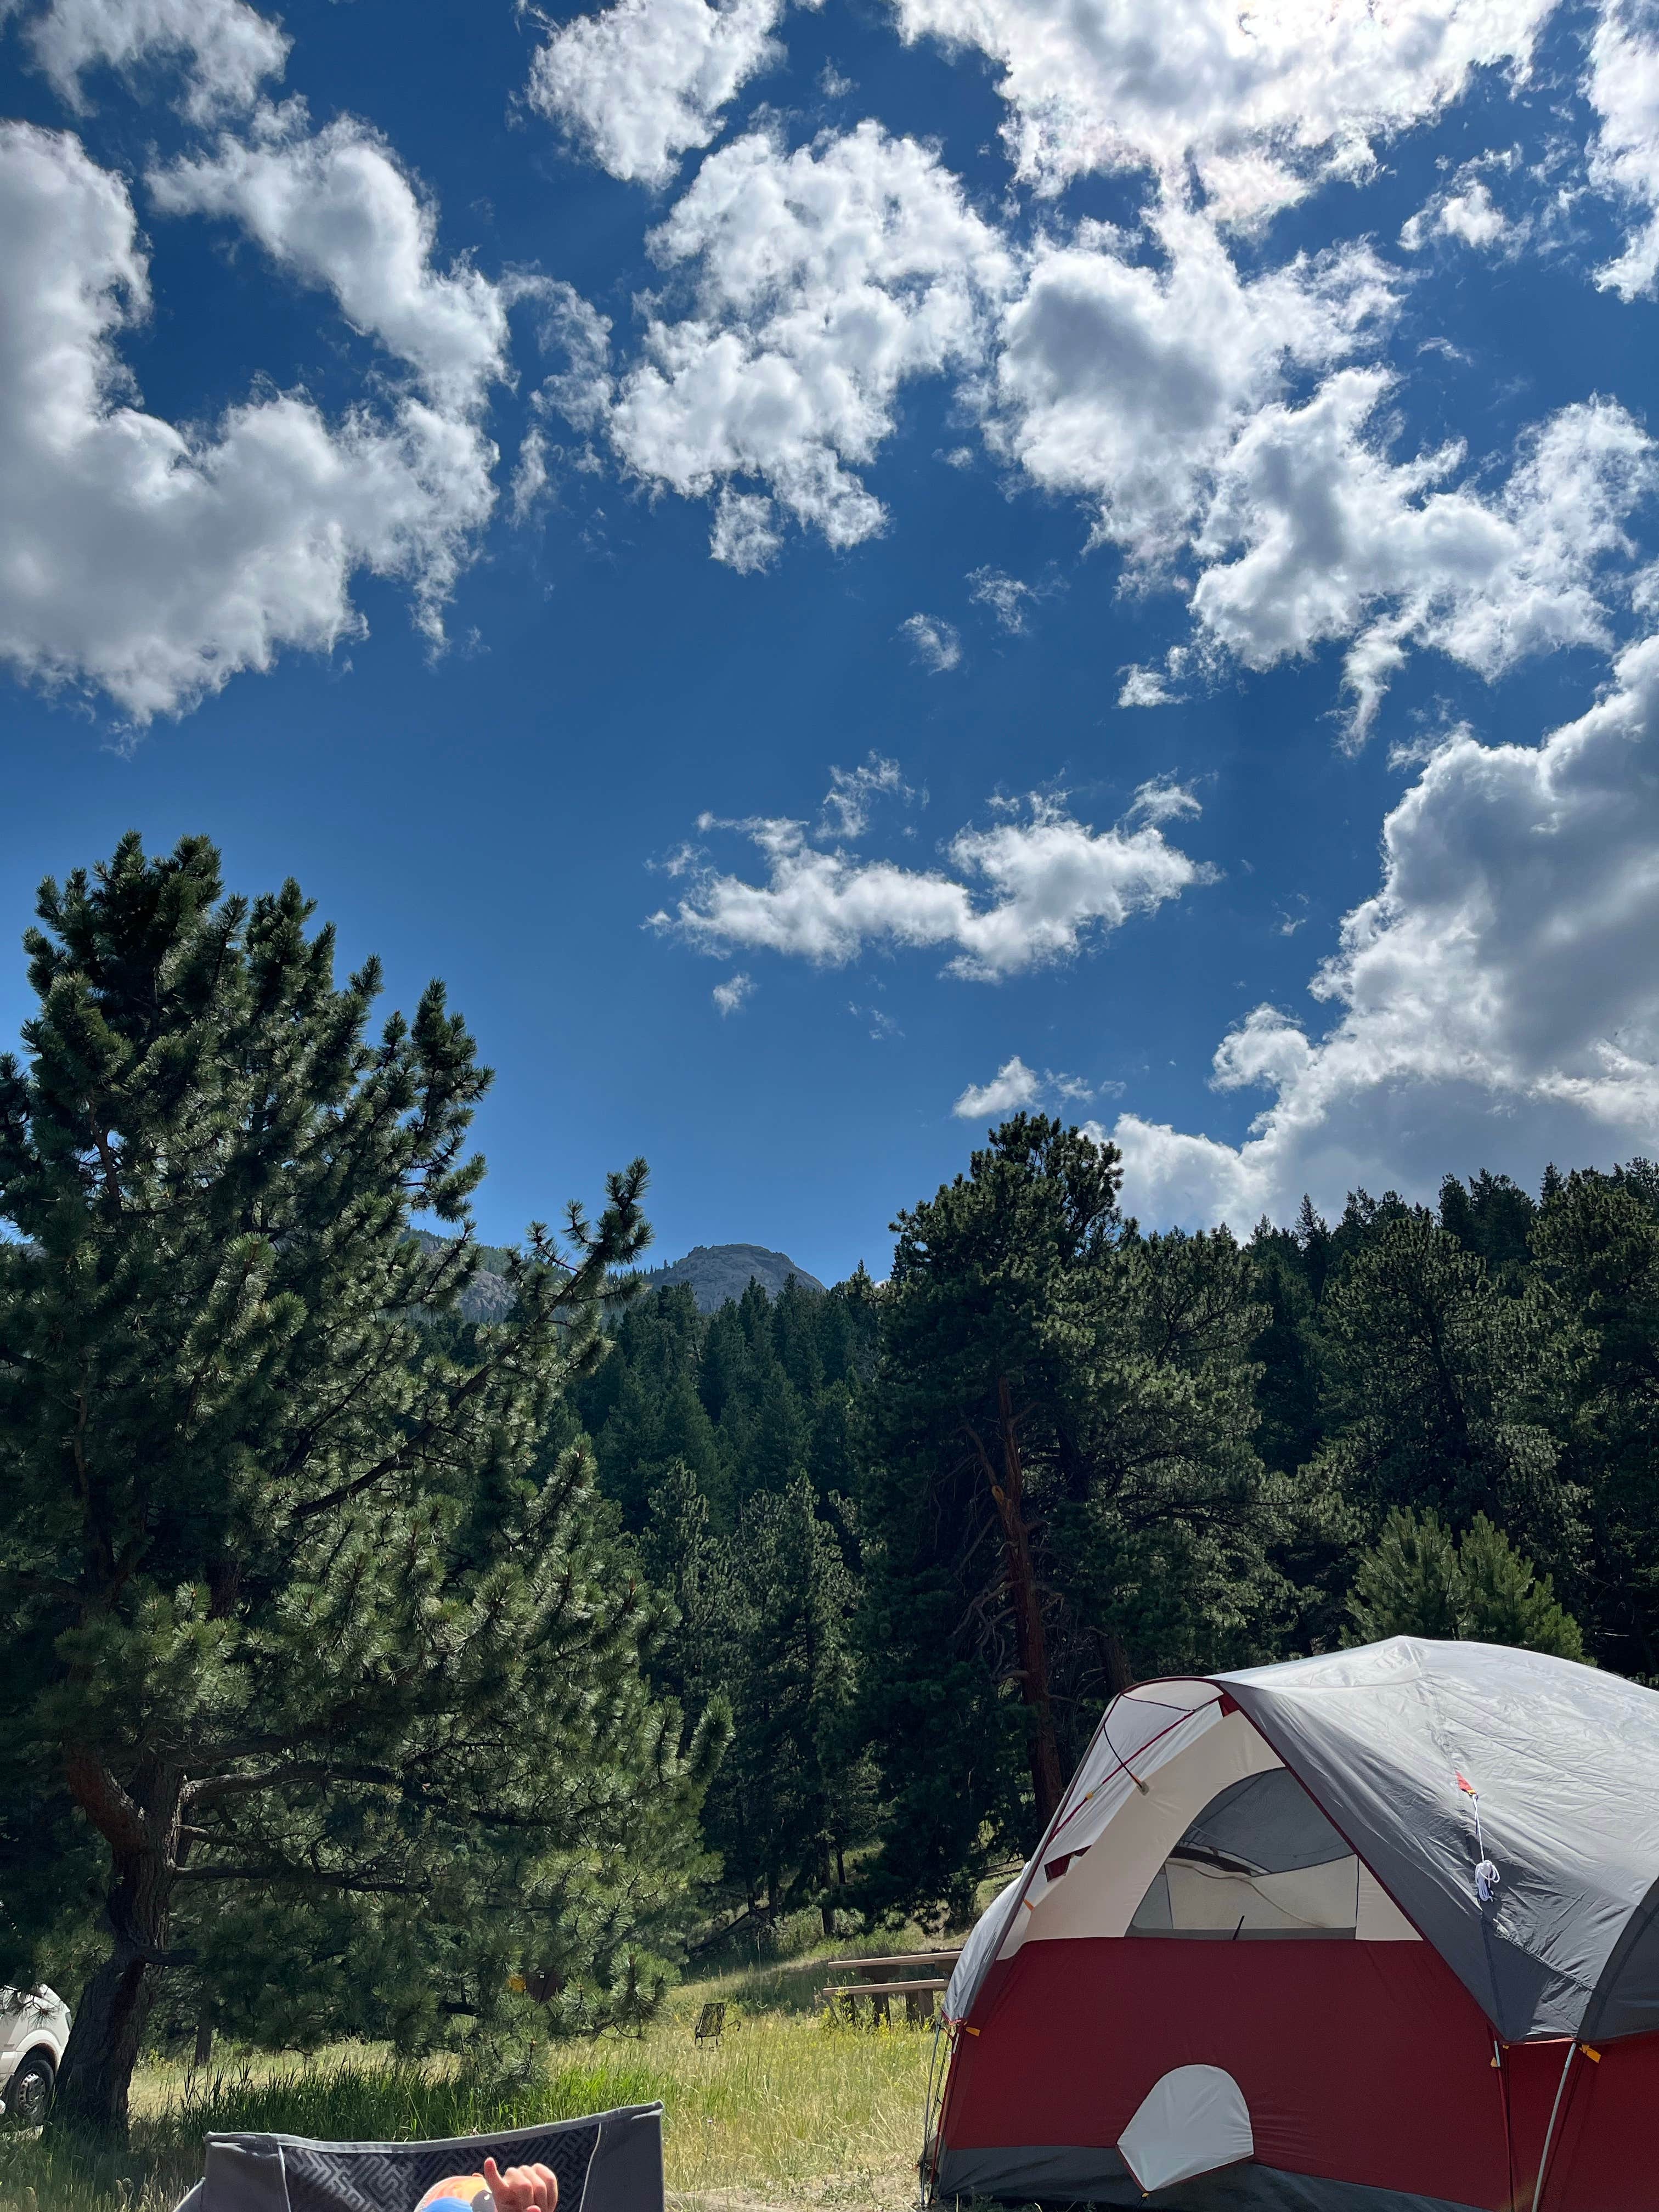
1094, 1626, 1134, 1700
970, 1378, 1064, 1827
52, 1751, 183, 2140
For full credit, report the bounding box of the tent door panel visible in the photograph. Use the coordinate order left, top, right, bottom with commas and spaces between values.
1118, 2066, 1254, 2193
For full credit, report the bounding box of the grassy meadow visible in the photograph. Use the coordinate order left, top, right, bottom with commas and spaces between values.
0, 1934, 950, 2212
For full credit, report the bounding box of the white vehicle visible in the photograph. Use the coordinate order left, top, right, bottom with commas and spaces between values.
0, 1985, 71, 2126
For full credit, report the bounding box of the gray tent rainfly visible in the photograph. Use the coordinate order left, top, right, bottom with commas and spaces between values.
930, 1640, 1659, 2212
1226, 1639, 1659, 2043
172, 2101, 665, 2212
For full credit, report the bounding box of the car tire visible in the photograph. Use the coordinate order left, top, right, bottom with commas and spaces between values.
4, 2050, 55, 2128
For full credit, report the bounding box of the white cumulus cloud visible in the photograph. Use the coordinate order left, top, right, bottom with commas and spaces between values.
1128, 774, 1202, 824
25, 0, 289, 121
709, 487, 783, 570
953, 1053, 1093, 1117
149, 103, 511, 415
1587, 0, 1659, 299
988, 206, 1396, 568
886, 0, 1556, 212
1400, 171, 1510, 252
651, 791, 1212, 979
1118, 662, 1177, 707
0, 122, 495, 721
526, 0, 794, 187
1185, 373, 1655, 742
953, 1054, 1043, 1116
819, 753, 911, 836
1107, 633, 1659, 1226
569, 123, 1013, 561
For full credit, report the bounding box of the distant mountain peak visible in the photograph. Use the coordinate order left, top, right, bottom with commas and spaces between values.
411, 1230, 828, 1323
638, 1242, 826, 1312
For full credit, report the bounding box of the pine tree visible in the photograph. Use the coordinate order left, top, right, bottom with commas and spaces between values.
641, 1458, 742, 1726
1043, 1223, 1290, 1686
1454, 1514, 1584, 1656
0, 836, 719, 2140
1308, 1209, 1583, 1581
859, 1116, 1280, 1921
1438, 1171, 1537, 1282
1347, 1506, 1462, 1640
1530, 1164, 1659, 1673
1348, 1508, 1584, 1659
707, 1478, 871, 1926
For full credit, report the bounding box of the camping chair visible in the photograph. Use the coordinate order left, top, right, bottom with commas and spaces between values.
692, 2002, 724, 2047
170, 2100, 664, 2212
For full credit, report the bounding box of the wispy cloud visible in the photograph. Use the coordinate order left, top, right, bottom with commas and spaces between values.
900, 613, 962, 672
851, 1001, 903, 1040
713, 970, 755, 1015
819, 753, 916, 838
1119, 663, 1178, 707
969, 566, 1036, 631
1129, 775, 1203, 825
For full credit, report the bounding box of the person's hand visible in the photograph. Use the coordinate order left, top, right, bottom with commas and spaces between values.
482, 2158, 558, 2212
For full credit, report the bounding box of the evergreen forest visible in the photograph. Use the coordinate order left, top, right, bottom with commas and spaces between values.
573, 1127, 1651, 1934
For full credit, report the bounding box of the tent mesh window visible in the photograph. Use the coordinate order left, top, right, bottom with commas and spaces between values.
1130, 1769, 1360, 1938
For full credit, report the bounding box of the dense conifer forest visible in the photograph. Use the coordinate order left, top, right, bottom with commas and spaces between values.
576, 1125, 1659, 1934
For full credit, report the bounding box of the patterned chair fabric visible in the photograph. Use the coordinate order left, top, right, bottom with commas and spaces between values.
172, 2101, 664, 2212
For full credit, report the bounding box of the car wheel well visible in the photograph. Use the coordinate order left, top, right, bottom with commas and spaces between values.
4, 2045, 57, 2117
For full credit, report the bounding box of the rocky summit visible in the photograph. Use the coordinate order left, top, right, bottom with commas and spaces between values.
633, 1242, 827, 1312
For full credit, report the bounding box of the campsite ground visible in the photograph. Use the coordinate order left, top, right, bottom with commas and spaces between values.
0, 1935, 944, 2212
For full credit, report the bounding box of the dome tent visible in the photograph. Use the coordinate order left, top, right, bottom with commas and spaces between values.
928, 1639, 1659, 2212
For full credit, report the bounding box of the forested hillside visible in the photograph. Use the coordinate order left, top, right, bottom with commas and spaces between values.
574, 1123, 1659, 1936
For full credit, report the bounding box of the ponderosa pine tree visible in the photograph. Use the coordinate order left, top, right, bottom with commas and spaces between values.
0, 835, 720, 2139
867, 1117, 1123, 1858
859, 1116, 1282, 1923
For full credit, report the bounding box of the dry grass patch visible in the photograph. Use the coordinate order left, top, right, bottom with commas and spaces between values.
653, 1999, 931, 2212
0, 1978, 935, 2212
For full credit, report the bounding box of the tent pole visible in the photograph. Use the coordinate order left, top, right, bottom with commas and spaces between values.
917, 2014, 951, 2207
1493, 2041, 1516, 2212
1528, 2043, 1578, 2212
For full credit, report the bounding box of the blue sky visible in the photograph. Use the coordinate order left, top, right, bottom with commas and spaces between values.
3, 0, 1659, 1285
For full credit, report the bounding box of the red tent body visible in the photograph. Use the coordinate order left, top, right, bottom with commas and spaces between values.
928, 1644, 1659, 2212
938, 1937, 1659, 2210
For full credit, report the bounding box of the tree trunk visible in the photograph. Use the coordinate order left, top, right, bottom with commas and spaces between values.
978, 1377, 1064, 1827
1094, 1626, 1135, 1700
56, 1945, 158, 2140
193, 2018, 214, 2072
52, 1754, 182, 2142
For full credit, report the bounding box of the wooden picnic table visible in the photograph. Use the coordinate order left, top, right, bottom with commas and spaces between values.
816, 1949, 960, 2024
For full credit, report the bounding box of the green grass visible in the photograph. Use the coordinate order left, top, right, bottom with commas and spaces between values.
0, 1965, 944, 2212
